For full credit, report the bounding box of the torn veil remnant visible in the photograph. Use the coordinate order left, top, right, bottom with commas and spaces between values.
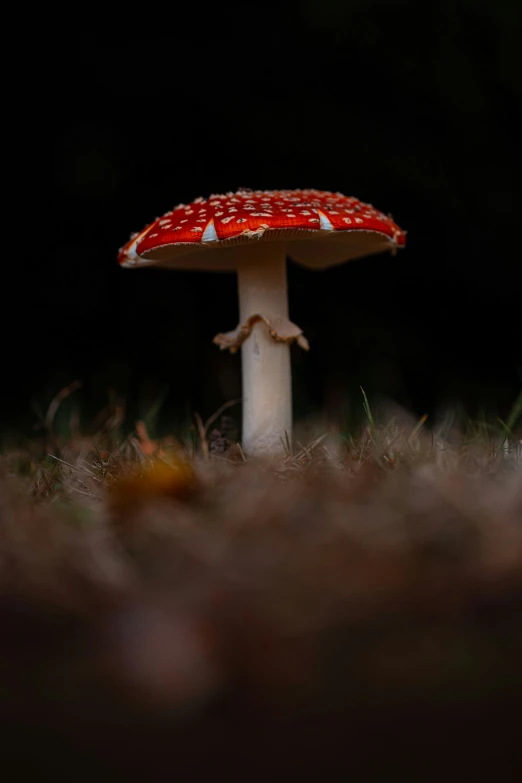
213, 314, 310, 354
118, 189, 406, 456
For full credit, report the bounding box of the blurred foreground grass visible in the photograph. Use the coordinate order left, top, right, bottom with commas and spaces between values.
0, 389, 521, 780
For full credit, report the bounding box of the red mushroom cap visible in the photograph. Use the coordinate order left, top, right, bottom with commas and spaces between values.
118, 189, 406, 271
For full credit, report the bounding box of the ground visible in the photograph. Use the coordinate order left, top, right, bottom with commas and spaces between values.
0, 397, 521, 780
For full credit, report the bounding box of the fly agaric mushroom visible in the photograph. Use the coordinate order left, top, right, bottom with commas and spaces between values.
118, 189, 406, 456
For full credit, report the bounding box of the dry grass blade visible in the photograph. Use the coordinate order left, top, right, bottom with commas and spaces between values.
44, 380, 83, 433
48, 454, 99, 479
407, 413, 428, 444
194, 412, 208, 460
195, 399, 242, 460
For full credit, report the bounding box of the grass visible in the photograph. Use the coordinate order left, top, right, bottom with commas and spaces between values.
1, 388, 522, 779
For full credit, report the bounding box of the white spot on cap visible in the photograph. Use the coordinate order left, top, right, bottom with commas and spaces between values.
191, 227, 203, 233
202, 219, 218, 242
318, 211, 334, 230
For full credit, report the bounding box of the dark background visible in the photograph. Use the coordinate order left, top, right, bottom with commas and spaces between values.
6, 0, 521, 439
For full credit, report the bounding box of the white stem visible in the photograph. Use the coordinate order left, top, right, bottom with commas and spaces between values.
236, 242, 292, 456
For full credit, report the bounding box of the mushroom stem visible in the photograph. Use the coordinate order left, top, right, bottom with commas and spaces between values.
236, 242, 292, 456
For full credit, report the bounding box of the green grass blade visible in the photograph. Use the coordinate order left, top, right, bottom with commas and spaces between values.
360, 387, 375, 433
498, 389, 522, 446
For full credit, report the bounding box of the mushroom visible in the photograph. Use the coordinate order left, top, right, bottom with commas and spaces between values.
118, 189, 406, 456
